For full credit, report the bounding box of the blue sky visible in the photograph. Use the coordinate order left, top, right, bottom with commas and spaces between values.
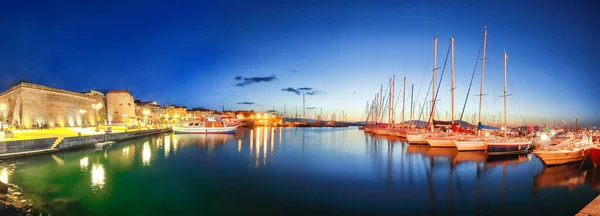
0, 0, 598, 125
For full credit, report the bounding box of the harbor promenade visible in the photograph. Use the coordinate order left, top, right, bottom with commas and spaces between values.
0, 126, 171, 159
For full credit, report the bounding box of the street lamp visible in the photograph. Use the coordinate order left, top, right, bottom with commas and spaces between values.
79, 109, 87, 128
92, 103, 102, 132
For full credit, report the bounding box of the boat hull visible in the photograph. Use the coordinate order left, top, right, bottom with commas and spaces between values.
486, 142, 531, 155
407, 134, 428, 144
426, 137, 455, 148
453, 140, 486, 151
534, 149, 587, 166
587, 148, 600, 167
173, 126, 237, 134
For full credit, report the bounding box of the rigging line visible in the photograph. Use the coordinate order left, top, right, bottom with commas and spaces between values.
429, 42, 452, 124
378, 80, 391, 123
458, 28, 486, 125
393, 78, 405, 123
417, 76, 434, 126
414, 50, 432, 123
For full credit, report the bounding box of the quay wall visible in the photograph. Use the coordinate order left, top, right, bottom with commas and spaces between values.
0, 128, 171, 155
0, 138, 56, 154
59, 128, 170, 149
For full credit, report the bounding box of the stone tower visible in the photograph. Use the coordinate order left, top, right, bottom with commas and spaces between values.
106, 89, 135, 125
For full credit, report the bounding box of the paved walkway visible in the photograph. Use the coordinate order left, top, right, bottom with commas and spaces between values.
578, 195, 600, 216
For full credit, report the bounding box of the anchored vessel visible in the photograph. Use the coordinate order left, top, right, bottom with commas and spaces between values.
173, 120, 237, 134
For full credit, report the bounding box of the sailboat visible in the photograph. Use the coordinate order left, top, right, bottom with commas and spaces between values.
486, 50, 532, 155
454, 27, 489, 151
426, 36, 455, 148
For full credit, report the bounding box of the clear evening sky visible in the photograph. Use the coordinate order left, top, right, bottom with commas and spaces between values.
1, 1, 599, 125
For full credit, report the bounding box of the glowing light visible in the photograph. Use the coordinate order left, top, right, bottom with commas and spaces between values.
550, 131, 556, 136
80, 157, 89, 169
0, 168, 9, 184
485, 132, 490, 137
122, 147, 130, 157
238, 139, 242, 152
173, 136, 178, 153
142, 142, 151, 166
91, 163, 105, 190
164, 136, 171, 159
540, 133, 549, 141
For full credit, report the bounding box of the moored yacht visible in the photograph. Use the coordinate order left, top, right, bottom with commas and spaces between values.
173, 119, 237, 134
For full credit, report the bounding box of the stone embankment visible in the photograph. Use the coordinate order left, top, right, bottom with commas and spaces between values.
0, 128, 171, 159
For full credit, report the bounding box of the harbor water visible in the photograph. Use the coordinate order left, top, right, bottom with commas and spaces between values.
1, 127, 599, 215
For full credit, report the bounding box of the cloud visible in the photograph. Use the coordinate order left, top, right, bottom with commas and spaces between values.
281, 87, 301, 95
266, 109, 277, 113
281, 87, 325, 96
290, 69, 298, 73
305, 90, 325, 96
236, 101, 255, 105
235, 75, 276, 87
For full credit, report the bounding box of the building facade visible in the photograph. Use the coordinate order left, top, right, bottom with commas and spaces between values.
106, 90, 136, 125
165, 106, 187, 119
0, 83, 102, 129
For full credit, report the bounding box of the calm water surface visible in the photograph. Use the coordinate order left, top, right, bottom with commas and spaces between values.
1, 127, 599, 215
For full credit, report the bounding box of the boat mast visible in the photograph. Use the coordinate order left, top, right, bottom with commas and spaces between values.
410, 84, 414, 127
451, 37, 455, 134
431, 36, 438, 132
503, 50, 508, 139
478, 27, 488, 136
402, 76, 406, 126
379, 85, 383, 124
390, 77, 394, 126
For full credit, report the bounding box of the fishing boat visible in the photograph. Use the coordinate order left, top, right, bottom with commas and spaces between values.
486, 50, 533, 155
173, 121, 237, 134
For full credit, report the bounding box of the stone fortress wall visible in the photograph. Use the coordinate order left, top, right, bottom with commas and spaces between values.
106, 91, 135, 125
0, 83, 99, 128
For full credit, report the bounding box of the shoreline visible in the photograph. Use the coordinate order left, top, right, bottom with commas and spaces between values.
0, 129, 172, 215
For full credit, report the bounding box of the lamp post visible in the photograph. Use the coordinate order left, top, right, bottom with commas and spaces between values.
92, 103, 102, 132
143, 109, 150, 126
0, 104, 5, 131
79, 109, 87, 128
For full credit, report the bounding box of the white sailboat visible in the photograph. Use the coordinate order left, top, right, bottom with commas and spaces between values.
454, 27, 488, 151
486, 50, 532, 155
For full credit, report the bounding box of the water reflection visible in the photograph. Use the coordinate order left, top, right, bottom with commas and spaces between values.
80, 157, 89, 170
2, 129, 600, 216
535, 163, 586, 191
164, 136, 171, 159
142, 142, 151, 167
0, 168, 9, 184
91, 163, 105, 191
122, 147, 130, 157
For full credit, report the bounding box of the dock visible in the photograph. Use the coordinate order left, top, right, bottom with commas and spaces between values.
578, 195, 600, 216
94, 141, 115, 148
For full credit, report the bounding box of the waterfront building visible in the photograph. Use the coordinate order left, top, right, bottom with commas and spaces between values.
0, 82, 106, 129
106, 89, 136, 126
188, 108, 215, 118
135, 100, 164, 124
165, 105, 187, 122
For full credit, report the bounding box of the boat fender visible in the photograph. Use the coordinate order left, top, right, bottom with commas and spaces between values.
200, 122, 205, 127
